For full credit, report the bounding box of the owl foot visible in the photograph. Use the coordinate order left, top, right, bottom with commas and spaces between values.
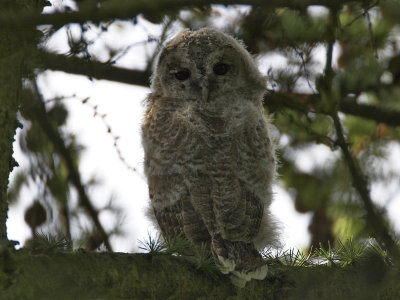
216, 255, 236, 274
232, 263, 268, 281
228, 262, 268, 287
231, 245, 268, 282
228, 263, 268, 288
212, 235, 236, 273
211, 235, 269, 286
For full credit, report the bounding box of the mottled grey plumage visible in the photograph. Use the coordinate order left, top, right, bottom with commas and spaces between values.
141, 28, 278, 284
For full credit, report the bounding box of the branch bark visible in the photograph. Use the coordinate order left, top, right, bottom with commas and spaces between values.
267, 92, 400, 127
0, 37, 20, 241
0, 1, 42, 241
39, 51, 151, 87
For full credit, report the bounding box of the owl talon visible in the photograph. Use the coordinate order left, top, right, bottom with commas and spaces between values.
216, 255, 236, 274
231, 261, 268, 281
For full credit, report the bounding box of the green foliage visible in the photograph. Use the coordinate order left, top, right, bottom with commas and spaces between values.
265, 247, 313, 267
25, 233, 72, 254
163, 232, 193, 255
137, 232, 165, 254
137, 232, 394, 280
138, 233, 220, 278
279, 9, 328, 43
265, 238, 393, 270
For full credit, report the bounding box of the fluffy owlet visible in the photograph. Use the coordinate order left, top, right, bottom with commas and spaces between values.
142, 28, 278, 285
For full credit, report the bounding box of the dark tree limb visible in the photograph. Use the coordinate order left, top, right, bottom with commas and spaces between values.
21, 83, 113, 252
39, 51, 151, 87
338, 98, 400, 126
0, 0, 373, 28
267, 92, 400, 127
331, 112, 400, 259
1, 248, 399, 299
38, 51, 400, 127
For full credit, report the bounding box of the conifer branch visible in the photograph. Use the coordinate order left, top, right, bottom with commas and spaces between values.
0, 0, 372, 28
322, 16, 400, 259
331, 112, 400, 259
22, 82, 113, 252
267, 92, 400, 127
39, 51, 400, 127
39, 51, 151, 87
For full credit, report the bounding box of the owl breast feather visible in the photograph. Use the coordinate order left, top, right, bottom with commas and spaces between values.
143, 95, 275, 202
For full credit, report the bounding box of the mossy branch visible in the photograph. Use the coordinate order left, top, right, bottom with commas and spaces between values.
1, 241, 399, 300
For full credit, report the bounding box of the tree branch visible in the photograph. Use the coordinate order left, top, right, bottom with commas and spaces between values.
338, 98, 400, 126
267, 92, 400, 127
39, 51, 151, 87
331, 112, 400, 259
38, 51, 400, 127
22, 83, 113, 252
0, 0, 371, 28
321, 11, 399, 260
1, 248, 399, 299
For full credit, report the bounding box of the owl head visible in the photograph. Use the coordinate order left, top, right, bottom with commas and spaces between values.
151, 28, 266, 105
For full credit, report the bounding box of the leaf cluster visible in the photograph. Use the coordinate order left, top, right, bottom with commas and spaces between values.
138, 233, 220, 278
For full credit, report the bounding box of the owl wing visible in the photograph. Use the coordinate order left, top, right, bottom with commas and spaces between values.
187, 115, 273, 283
148, 175, 184, 238
148, 174, 210, 245
143, 96, 211, 245
189, 171, 268, 282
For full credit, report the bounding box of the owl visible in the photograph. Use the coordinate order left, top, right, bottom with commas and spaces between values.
141, 28, 278, 285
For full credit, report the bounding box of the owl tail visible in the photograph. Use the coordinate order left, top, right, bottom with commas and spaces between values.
211, 235, 268, 287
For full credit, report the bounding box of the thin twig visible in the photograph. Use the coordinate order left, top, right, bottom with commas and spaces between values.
82, 98, 145, 178
365, 10, 378, 59
342, 0, 379, 27
145, 17, 175, 72
110, 36, 159, 65
293, 46, 317, 93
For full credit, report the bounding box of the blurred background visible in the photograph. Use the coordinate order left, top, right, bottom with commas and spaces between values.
6, 0, 400, 253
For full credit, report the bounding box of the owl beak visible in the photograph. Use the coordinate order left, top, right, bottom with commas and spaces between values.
201, 81, 209, 102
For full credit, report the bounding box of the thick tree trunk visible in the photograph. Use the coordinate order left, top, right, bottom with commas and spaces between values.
0, 16, 22, 241
0, 0, 40, 241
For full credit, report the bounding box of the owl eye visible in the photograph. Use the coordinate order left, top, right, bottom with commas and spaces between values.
213, 63, 228, 75
174, 69, 191, 81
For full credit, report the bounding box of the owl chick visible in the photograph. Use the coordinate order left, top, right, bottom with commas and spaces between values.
142, 28, 278, 285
